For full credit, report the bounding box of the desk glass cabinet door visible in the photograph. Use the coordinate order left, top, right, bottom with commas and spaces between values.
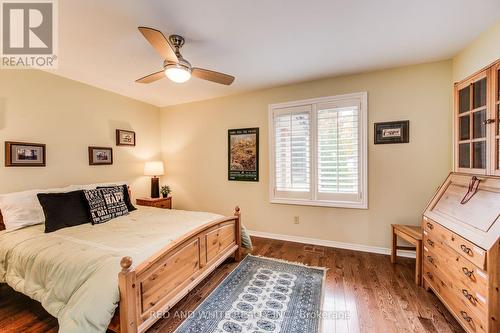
455, 71, 489, 173
454, 61, 500, 176
493, 64, 500, 175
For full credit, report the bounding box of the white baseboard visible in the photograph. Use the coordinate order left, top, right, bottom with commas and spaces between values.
247, 230, 416, 259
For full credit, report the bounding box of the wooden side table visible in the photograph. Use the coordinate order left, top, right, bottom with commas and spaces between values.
391, 224, 423, 286
136, 197, 172, 209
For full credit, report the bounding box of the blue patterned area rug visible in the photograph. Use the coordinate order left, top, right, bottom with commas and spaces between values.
174, 255, 326, 333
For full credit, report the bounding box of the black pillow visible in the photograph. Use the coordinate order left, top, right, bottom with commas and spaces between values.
84, 187, 129, 224
97, 184, 136, 212
37, 190, 92, 233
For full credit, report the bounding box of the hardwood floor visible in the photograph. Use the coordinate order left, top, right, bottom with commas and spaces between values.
0, 236, 465, 333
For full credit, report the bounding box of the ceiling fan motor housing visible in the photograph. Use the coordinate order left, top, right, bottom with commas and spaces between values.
169, 34, 185, 49
163, 58, 192, 73
166, 34, 191, 71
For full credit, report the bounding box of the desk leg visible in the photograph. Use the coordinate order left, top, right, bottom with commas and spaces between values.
415, 240, 422, 286
391, 226, 397, 264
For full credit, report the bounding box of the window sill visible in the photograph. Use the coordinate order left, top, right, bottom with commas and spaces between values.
270, 198, 368, 209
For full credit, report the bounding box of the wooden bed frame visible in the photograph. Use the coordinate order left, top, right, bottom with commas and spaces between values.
0, 205, 242, 333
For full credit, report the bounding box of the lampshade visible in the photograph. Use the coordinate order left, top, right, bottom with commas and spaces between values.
144, 161, 164, 176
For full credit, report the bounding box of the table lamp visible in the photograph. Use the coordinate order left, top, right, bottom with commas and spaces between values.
144, 161, 164, 198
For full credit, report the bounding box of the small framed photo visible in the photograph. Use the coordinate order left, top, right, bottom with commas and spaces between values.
5, 141, 46, 167
116, 129, 136, 146
228, 127, 259, 181
88, 147, 113, 165
374, 120, 410, 144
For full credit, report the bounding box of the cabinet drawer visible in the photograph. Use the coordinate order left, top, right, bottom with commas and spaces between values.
423, 230, 488, 297
423, 263, 487, 333
156, 200, 171, 209
423, 217, 486, 270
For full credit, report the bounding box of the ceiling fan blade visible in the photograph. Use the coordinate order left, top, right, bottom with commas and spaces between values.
135, 70, 165, 84
192, 68, 235, 85
138, 27, 178, 62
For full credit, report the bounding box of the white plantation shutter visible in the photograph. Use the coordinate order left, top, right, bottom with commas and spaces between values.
273, 105, 311, 198
316, 100, 361, 202
270, 93, 367, 208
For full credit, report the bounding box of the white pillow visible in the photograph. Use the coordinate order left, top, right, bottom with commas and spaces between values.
0, 186, 73, 231
69, 181, 127, 191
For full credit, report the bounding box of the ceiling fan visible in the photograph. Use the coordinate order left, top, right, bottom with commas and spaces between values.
135, 27, 235, 85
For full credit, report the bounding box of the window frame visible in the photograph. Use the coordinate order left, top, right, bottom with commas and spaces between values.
268, 92, 368, 209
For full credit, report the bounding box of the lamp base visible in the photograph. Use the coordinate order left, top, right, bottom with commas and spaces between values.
151, 177, 160, 198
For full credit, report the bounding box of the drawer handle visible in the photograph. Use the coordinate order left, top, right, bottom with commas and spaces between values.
426, 239, 434, 247
460, 244, 473, 256
462, 267, 474, 278
427, 256, 434, 264
426, 222, 434, 230
462, 289, 476, 304
460, 311, 472, 323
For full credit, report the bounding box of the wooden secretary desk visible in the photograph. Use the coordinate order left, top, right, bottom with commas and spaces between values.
422, 173, 499, 333
421, 59, 500, 333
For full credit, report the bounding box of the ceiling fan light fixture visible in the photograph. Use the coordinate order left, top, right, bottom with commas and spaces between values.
136, 28, 234, 85
164, 63, 191, 83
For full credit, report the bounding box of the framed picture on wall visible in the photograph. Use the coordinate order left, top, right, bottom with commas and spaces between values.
374, 120, 410, 144
5, 141, 46, 167
228, 128, 259, 181
116, 129, 136, 146
88, 147, 113, 165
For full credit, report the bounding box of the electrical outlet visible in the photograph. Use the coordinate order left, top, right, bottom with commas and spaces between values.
293, 216, 300, 224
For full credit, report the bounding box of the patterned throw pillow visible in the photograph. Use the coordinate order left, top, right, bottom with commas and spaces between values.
83, 187, 129, 224
96, 184, 136, 212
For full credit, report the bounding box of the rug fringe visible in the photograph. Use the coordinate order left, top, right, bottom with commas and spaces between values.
249, 254, 329, 272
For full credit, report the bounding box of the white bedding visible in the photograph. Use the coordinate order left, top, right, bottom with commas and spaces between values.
0, 206, 225, 333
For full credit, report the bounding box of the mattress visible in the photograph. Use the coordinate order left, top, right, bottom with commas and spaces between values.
0, 206, 224, 333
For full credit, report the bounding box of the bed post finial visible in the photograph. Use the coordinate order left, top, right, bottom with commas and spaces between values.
234, 206, 240, 217
119, 256, 137, 333
120, 256, 133, 272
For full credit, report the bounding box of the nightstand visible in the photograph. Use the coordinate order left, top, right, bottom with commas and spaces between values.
136, 197, 172, 209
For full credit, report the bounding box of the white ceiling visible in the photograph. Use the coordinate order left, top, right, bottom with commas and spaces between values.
50, 0, 500, 107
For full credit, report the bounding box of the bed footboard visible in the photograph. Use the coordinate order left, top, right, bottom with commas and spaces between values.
115, 207, 242, 333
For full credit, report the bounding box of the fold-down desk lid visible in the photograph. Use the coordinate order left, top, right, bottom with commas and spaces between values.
424, 173, 500, 250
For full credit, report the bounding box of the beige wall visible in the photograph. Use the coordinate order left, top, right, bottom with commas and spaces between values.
0, 70, 161, 198
453, 20, 500, 82
161, 60, 453, 249
1, 25, 494, 251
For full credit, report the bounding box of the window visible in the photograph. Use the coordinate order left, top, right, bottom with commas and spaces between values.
269, 92, 368, 208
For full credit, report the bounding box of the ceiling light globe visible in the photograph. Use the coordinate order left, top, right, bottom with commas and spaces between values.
165, 64, 191, 83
